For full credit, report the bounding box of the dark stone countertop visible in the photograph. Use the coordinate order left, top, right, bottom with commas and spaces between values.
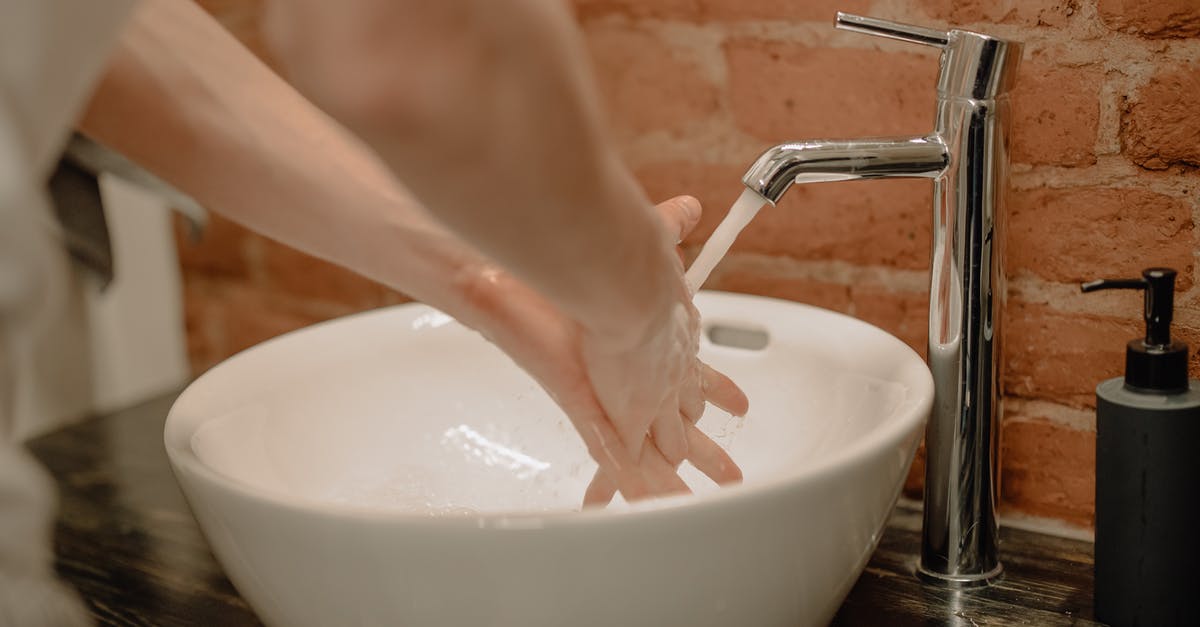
26, 392, 1102, 626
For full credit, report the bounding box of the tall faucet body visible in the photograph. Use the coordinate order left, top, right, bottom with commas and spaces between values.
742, 14, 1022, 587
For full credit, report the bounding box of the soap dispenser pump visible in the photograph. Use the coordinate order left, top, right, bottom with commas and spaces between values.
1081, 267, 1200, 627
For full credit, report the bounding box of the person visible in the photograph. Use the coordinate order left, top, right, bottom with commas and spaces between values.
1, 0, 747, 623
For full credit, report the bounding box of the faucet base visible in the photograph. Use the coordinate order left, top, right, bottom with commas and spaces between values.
916, 564, 1004, 589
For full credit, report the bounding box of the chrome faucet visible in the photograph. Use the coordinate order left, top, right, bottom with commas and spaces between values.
742, 13, 1022, 587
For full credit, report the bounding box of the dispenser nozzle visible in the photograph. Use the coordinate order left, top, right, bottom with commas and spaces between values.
1082, 268, 1187, 393
1081, 268, 1177, 347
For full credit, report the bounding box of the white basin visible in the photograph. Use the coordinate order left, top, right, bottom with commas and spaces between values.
165, 291, 932, 626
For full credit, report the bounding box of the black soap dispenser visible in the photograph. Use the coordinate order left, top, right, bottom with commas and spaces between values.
1081, 267, 1200, 626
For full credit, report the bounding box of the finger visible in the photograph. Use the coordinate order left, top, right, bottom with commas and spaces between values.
587, 433, 651, 503
686, 425, 743, 485
701, 362, 750, 417
581, 417, 686, 504
614, 419, 648, 461
680, 363, 706, 426
587, 428, 736, 508
639, 441, 692, 497
654, 195, 702, 243
681, 396, 705, 426
650, 395, 688, 466
585, 434, 690, 507
583, 467, 617, 508
567, 404, 653, 503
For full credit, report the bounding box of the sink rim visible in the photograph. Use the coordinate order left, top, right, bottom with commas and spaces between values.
165, 290, 933, 528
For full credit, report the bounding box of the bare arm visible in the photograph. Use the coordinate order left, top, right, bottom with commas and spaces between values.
79, 0, 745, 497
262, 0, 681, 346
78, 0, 487, 324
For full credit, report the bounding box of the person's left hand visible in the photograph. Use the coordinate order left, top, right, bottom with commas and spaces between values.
578, 197, 747, 506
457, 196, 748, 505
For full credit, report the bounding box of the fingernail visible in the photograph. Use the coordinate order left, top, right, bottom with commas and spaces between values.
678, 196, 700, 220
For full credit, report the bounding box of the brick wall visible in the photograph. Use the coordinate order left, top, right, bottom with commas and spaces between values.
182, 0, 1200, 529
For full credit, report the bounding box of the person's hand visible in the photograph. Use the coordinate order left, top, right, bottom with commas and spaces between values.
580, 358, 747, 506
579, 197, 748, 506
575, 266, 695, 466
458, 196, 748, 503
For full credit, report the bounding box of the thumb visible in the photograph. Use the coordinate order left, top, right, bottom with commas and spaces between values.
654, 195, 702, 243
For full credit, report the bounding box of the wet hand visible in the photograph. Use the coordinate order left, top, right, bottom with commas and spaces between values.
459, 197, 747, 504
581, 196, 749, 506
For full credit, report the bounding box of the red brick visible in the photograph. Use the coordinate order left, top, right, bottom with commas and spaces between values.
581, 22, 721, 138
1097, 0, 1200, 38
916, 0, 1080, 28
851, 284, 929, 356
179, 271, 415, 375
1122, 64, 1200, 170
706, 273, 853, 312
725, 40, 937, 141
1177, 324, 1200, 378
743, 179, 933, 269
219, 286, 332, 356
696, 0, 869, 22
1008, 186, 1194, 287
1001, 419, 1095, 528
1003, 300, 1135, 408
174, 213, 253, 278
1004, 299, 1200, 409
572, 0, 869, 22
260, 237, 391, 310
634, 162, 751, 246
651, 172, 934, 270
572, 0, 701, 21
180, 276, 341, 373
1010, 61, 1103, 167
181, 277, 226, 374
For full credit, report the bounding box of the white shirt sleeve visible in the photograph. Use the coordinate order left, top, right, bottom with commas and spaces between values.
0, 80, 92, 627
0, 0, 137, 623
0, 0, 138, 181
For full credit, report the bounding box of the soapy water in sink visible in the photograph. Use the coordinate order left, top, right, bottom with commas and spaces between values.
324, 412, 595, 514
326, 464, 482, 516
685, 188, 768, 292
440, 424, 552, 481
709, 412, 747, 447
322, 406, 748, 515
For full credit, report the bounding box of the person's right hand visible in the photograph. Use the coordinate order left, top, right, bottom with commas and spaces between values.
458, 196, 748, 504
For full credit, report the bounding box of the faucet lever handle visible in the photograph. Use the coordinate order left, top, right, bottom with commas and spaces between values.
835, 12, 949, 48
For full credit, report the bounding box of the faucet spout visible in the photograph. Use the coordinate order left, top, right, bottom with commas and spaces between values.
741, 136, 950, 204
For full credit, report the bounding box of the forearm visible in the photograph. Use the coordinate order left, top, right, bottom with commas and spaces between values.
78, 0, 484, 318
264, 0, 680, 344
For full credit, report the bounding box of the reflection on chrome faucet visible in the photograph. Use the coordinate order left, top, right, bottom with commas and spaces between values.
740, 12, 1022, 588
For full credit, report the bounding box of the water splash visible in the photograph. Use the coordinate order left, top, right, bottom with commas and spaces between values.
410, 310, 455, 330
440, 424, 551, 480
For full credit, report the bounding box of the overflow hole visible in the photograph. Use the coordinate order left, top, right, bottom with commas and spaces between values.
705, 323, 770, 351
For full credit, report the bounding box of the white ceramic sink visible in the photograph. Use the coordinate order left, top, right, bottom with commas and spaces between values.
165, 291, 932, 627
